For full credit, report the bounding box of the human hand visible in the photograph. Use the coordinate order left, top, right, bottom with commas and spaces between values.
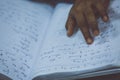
66, 0, 110, 44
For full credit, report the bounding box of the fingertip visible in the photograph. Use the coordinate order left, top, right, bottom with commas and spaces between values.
87, 38, 93, 44
93, 30, 99, 36
67, 30, 73, 37
103, 16, 109, 22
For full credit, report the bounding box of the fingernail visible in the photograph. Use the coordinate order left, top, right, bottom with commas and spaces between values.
87, 38, 93, 44
103, 16, 108, 22
67, 31, 72, 37
93, 30, 99, 36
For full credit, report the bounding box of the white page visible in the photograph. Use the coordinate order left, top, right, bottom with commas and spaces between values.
0, 0, 53, 80
33, 0, 120, 77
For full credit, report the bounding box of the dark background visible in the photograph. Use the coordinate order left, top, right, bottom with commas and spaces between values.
76, 73, 120, 80
0, 72, 120, 80
33, 73, 120, 80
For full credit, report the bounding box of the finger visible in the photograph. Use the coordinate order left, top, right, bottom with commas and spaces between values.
95, 2, 109, 22
84, 7, 99, 36
94, 10, 100, 19
103, 0, 110, 10
65, 15, 76, 37
65, 7, 74, 30
80, 24, 93, 44
76, 13, 93, 44
91, 4, 100, 19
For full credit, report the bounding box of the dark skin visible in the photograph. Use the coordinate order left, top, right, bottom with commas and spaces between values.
66, 0, 110, 44
32, 0, 110, 44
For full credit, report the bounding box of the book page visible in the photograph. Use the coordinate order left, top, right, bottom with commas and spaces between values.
33, 0, 120, 77
0, 0, 53, 80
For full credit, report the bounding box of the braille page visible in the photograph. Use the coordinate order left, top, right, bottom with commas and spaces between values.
33, 0, 120, 77
0, 0, 53, 80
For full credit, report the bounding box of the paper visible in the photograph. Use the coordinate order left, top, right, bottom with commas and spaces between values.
0, 0, 53, 80
34, 0, 120, 76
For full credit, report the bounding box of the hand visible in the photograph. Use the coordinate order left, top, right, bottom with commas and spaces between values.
66, 0, 110, 44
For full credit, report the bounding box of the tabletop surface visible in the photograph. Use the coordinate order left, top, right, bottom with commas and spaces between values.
77, 73, 120, 80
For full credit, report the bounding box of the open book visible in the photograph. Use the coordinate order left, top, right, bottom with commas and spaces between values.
0, 0, 120, 80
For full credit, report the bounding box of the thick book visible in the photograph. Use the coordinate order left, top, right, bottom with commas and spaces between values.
0, 0, 120, 80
